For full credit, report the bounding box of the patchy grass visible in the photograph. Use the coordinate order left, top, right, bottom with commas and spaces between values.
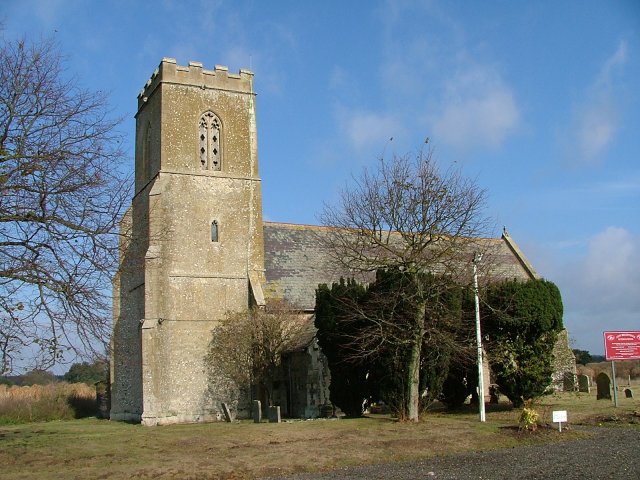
0, 391, 637, 480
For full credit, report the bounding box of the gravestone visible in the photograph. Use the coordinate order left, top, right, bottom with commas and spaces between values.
624, 388, 633, 399
252, 400, 262, 423
596, 372, 611, 400
578, 374, 590, 393
221, 402, 233, 422
268, 405, 281, 423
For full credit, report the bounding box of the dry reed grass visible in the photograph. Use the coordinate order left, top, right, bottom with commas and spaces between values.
0, 382, 96, 423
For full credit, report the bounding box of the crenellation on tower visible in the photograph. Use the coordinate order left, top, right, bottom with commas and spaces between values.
137, 59, 254, 110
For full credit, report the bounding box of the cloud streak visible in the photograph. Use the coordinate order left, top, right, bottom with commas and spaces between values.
336, 107, 399, 155
548, 226, 640, 353
432, 65, 520, 150
566, 40, 628, 164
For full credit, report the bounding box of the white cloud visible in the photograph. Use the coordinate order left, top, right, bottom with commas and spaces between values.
575, 100, 617, 160
336, 108, 399, 154
432, 65, 520, 150
597, 40, 627, 89
544, 226, 640, 353
567, 41, 628, 164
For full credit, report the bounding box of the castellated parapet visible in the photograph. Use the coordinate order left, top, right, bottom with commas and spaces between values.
111, 59, 265, 425
137, 58, 254, 110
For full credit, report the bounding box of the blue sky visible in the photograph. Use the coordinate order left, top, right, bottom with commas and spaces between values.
2, 0, 639, 356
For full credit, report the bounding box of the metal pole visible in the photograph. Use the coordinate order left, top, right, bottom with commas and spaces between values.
611, 361, 618, 407
473, 253, 486, 422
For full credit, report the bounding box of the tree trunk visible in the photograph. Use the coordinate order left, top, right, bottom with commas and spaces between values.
406, 333, 422, 421
406, 301, 426, 422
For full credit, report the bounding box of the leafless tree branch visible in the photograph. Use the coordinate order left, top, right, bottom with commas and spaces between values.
0, 36, 132, 373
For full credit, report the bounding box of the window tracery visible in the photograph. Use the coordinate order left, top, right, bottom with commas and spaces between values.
199, 112, 222, 170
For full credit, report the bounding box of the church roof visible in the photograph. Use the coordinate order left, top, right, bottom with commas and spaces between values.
263, 221, 539, 311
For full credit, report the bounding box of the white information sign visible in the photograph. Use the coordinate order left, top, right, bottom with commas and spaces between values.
552, 410, 567, 423
553, 410, 568, 431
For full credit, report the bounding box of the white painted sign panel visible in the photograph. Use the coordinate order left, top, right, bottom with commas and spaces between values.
552, 410, 567, 423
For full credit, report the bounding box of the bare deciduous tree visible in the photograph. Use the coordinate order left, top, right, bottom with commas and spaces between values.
318, 149, 491, 421
207, 301, 310, 408
0, 37, 131, 373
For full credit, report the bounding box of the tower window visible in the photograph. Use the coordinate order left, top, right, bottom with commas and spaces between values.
211, 220, 219, 243
199, 112, 222, 170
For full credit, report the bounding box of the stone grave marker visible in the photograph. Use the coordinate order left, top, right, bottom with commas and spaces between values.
221, 402, 233, 422
624, 388, 633, 398
268, 405, 281, 423
596, 372, 611, 400
578, 374, 590, 393
253, 400, 262, 423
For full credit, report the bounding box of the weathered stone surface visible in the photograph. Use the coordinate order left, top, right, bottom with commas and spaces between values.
268, 405, 281, 423
550, 329, 577, 392
624, 388, 633, 398
221, 402, 233, 422
111, 59, 264, 425
252, 400, 262, 423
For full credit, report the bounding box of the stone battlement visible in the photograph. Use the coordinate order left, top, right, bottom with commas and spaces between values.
137, 58, 254, 109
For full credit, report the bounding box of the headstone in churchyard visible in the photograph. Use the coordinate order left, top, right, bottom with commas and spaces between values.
221, 402, 233, 422
253, 400, 262, 423
624, 388, 633, 399
578, 374, 590, 393
268, 405, 281, 423
596, 372, 611, 400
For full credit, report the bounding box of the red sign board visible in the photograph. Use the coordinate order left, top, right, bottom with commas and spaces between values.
603, 331, 640, 361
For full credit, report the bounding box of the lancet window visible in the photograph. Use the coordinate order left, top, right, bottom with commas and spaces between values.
199, 112, 222, 170
211, 220, 219, 243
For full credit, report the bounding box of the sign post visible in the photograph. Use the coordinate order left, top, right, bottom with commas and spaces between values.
552, 410, 567, 432
603, 331, 640, 408
611, 361, 618, 408
473, 254, 485, 423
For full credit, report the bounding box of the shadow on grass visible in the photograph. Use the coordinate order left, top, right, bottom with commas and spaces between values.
426, 400, 516, 416
67, 393, 98, 419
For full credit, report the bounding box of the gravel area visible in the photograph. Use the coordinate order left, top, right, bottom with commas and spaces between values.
267, 427, 640, 479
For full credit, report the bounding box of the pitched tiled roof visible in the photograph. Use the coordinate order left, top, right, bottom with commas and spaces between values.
263, 221, 538, 310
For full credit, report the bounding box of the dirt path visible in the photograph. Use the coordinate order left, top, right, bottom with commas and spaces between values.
268, 427, 640, 479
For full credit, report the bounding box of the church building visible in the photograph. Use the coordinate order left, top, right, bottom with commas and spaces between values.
110, 59, 573, 425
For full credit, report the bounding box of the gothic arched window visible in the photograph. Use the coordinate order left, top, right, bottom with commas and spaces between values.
199, 112, 222, 170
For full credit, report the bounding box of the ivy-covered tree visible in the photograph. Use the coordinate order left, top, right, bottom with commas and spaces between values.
318, 150, 491, 421
315, 271, 472, 418
315, 279, 369, 417
483, 279, 564, 407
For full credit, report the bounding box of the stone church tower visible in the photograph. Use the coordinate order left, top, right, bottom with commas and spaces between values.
111, 58, 265, 425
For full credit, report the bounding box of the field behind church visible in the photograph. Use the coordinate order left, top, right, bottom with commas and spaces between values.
1, 390, 638, 480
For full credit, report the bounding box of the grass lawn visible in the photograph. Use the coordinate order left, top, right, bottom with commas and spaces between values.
1, 390, 638, 480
